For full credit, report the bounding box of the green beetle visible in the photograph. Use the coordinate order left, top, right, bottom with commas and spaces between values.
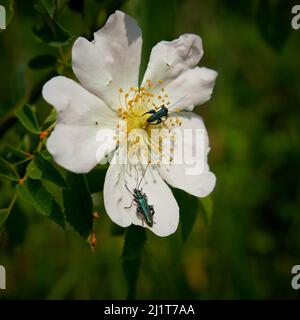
125, 164, 155, 227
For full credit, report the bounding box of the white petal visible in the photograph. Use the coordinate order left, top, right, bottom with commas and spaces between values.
142, 34, 203, 88
167, 67, 218, 111
72, 10, 142, 108
104, 159, 179, 237
42, 76, 116, 125
47, 125, 116, 173
157, 112, 216, 197
42, 76, 117, 173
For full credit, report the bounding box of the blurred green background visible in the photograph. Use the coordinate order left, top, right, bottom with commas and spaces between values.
1, 0, 300, 299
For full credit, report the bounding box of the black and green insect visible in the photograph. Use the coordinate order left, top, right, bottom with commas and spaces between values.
141, 96, 186, 125
124, 164, 155, 227
141, 105, 169, 125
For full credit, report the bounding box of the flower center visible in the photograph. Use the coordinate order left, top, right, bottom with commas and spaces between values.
113, 80, 181, 164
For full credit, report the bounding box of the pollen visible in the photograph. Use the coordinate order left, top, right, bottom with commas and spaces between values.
112, 82, 181, 164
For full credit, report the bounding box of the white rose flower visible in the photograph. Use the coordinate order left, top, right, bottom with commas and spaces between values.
42, 10, 217, 237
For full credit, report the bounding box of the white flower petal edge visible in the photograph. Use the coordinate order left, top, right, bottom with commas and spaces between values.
166, 67, 218, 111
104, 156, 179, 237
142, 34, 203, 85
142, 34, 217, 111
42, 76, 117, 173
158, 112, 216, 197
72, 10, 142, 109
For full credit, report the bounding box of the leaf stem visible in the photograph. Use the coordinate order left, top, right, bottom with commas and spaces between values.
0, 71, 57, 139
8, 193, 18, 213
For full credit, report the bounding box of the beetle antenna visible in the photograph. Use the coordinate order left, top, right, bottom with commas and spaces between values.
169, 95, 187, 109
134, 165, 139, 189
125, 183, 135, 197
137, 163, 150, 189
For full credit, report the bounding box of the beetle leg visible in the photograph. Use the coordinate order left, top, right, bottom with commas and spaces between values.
141, 109, 156, 117
149, 119, 162, 126
136, 212, 145, 227
124, 199, 136, 209
149, 205, 154, 216
160, 116, 169, 124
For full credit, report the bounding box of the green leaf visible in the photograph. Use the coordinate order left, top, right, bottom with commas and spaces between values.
122, 225, 147, 260
40, 0, 56, 18
1, 145, 31, 163
63, 173, 94, 239
122, 226, 146, 299
16, 104, 40, 134
256, 0, 291, 51
0, 156, 19, 181
110, 224, 126, 236
199, 196, 213, 225
139, 0, 178, 80
86, 166, 107, 193
174, 189, 199, 242
33, 22, 72, 47
17, 179, 65, 227
43, 108, 56, 126
29, 54, 57, 70
0, 194, 17, 230
122, 258, 141, 300
0, 208, 10, 229
26, 152, 68, 188
0, 0, 14, 28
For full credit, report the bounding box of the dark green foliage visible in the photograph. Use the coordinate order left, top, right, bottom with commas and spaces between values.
15, 104, 40, 134
0, 157, 19, 181
256, 0, 293, 51
122, 225, 147, 299
17, 179, 65, 227
33, 22, 72, 47
86, 166, 107, 193
68, 0, 84, 14
63, 173, 94, 239
40, 0, 56, 18
26, 152, 68, 188
174, 189, 199, 242
29, 54, 57, 70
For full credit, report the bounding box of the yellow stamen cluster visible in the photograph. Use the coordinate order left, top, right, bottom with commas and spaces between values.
112, 79, 182, 165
